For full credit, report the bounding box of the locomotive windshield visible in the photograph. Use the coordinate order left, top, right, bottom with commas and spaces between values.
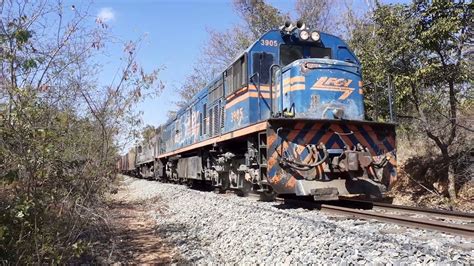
280, 45, 332, 65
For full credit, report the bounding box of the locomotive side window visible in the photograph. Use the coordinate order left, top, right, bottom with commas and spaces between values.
225, 55, 247, 96
203, 103, 207, 135
280, 45, 303, 65
209, 79, 223, 103
310, 47, 331, 59
224, 68, 233, 95
233, 56, 246, 92
232, 60, 242, 92
208, 107, 213, 136
189, 108, 192, 127
280, 45, 333, 65
199, 112, 203, 136
252, 52, 274, 84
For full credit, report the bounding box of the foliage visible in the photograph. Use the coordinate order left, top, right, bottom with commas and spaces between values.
0, 0, 162, 263
174, 0, 288, 107
174, 0, 368, 107
141, 124, 157, 143
350, 0, 472, 200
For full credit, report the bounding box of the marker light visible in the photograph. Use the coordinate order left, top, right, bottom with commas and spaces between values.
311, 31, 320, 41
299, 30, 309, 40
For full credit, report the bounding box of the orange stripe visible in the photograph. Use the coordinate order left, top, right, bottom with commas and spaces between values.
225, 92, 249, 109
364, 125, 387, 153
268, 156, 277, 171
286, 128, 302, 143
283, 76, 305, 86
319, 125, 334, 147
347, 124, 375, 154
303, 123, 323, 144
157, 122, 267, 158
248, 85, 270, 91
333, 124, 354, 149
291, 76, 305, 83
267, 134, 277, 150
248, 92, 270, 98
294, 122, 306, 130
226, 86, 248, 101
283, 84, 306, 94
226, 85, 272, 109
284, 177, 296, 189
388, 134, 396, 151
226, 91, 272, 109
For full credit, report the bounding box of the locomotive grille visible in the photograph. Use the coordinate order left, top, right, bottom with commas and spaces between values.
208, 108, 213, 137
213, 104, 219, 136
220, 103, 225, 129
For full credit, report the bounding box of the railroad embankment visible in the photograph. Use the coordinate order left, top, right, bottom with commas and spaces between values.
89, 176, 473, 264
89, 176, 180, 264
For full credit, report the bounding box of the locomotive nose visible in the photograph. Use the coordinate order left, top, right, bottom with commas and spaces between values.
276, 59, 364, 120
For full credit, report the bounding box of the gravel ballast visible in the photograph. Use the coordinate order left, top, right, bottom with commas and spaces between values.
123, 177, 473, 264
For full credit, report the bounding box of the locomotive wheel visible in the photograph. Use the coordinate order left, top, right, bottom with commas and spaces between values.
236, 180, 252, 197
186, 179, 194, 188
217, 174, 230, 193
259, 188, 276, 202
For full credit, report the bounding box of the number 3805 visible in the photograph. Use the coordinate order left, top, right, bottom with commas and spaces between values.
260, 39, 278, 47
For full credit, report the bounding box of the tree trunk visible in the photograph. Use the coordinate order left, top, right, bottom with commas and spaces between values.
447, 161, 456, 201
441, 146, 456, 201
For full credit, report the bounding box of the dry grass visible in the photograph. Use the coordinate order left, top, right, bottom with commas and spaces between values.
83, 177, 183, 264
390, 132, 473, 212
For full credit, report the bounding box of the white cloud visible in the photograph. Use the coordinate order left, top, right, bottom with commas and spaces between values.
97, 7, 115, 22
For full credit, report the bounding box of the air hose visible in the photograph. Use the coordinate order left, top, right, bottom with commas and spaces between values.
372, 156, 388, 169
278, 143, 329, 171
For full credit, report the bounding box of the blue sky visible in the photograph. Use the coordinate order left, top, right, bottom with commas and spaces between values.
69, 0, 404, 128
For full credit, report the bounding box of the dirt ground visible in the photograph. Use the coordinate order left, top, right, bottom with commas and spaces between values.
89, 178, 181, 264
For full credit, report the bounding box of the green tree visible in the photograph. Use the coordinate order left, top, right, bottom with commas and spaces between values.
175, 0, 289, 106
351, 0, 472, 200
175, 0, 363, 107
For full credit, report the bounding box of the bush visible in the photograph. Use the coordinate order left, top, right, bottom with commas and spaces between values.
0, 1, 162, 263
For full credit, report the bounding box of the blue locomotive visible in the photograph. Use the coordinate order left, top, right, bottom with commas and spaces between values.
121, 21, 397, 201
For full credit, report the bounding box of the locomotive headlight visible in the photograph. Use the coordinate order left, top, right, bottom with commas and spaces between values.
311, 31, 320, 41
299, 30, 309, 40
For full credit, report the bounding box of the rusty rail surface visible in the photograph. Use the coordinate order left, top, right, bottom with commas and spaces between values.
320, 204, 474, 237
279, 198, 474, 237
338, 199, 474, 220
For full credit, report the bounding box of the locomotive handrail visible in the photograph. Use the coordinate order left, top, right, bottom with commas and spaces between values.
249, 72, 261, 119
269, 64, 282, 117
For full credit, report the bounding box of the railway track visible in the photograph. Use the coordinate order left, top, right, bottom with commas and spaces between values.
278, 197, 474, 237
134, 177, 474, 238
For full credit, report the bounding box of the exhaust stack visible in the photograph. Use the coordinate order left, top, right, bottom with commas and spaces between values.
296, 20, 306, 30
280, 21, 295, 33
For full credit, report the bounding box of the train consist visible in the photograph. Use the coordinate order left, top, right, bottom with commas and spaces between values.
118, 21, 397, 201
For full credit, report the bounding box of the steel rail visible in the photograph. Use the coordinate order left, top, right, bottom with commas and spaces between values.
319, 204, 474, 237
127, 176, 473, 237
339, 199, 474, 221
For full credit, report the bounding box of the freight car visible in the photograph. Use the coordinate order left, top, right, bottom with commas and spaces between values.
119, 148, 137, 177
121, 21, 397, 201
